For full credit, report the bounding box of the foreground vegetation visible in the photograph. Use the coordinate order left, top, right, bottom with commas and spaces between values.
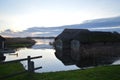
0, 62, 120, 80
5, 37, 36, 48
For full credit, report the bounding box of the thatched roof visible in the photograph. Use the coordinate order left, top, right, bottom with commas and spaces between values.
55, 29, 89, 41
74, 31, 120, 43
55, 29, 120, 43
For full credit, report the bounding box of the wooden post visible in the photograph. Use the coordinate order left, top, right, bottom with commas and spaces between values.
27, 56, 35, 73
29, 61, 34, 72
27, 56, 31, 72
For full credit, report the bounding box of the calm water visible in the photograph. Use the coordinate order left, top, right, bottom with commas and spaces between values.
4, 39, 79, 73
4, 39, 120, 73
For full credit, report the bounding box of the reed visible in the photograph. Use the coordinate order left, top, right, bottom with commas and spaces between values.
5, 37, 36, 48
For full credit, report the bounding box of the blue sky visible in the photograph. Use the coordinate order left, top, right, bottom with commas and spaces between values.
0, 0, 120, 32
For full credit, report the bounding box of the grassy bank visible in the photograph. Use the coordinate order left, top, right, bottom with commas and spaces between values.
5, 37, 36, 48
0, 62, 120, 80
0, 62, 27, 80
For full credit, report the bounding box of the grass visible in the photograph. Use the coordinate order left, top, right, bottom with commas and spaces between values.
0, 62, 120, 80
0, 62, 27, 80
36, 65, 120, 80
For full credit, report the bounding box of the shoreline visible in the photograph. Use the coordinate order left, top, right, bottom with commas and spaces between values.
0, 62, 120, 80
5, 37, 36, 49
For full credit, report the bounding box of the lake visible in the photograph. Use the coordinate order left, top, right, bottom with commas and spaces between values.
4, 39, 120, 73
4, 39, 79, 73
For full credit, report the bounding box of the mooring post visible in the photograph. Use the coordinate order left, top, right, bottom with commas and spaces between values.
27, 56, 31, 72
29, 61, 34, 72
27, 56, 35, 72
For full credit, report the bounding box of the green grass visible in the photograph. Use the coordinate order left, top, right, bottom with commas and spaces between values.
0, 62, 24, 75
0, 62, 120, 80
0, 62, 27, 80
36, 65, 120, 80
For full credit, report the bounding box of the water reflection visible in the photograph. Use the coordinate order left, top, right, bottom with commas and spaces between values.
32, 44, 53, 49
4, 39, 120, 73
4, 39, 79, 73
55, 49, 120, 68
32, 39, 54, 49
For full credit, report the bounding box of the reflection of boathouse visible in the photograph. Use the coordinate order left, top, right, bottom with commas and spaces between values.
54, 29, 120, 67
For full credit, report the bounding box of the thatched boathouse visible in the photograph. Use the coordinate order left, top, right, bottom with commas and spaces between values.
0, 35, 5, 49
54, 29, 89, 62
54, 29, 120, 67
0, 35, 6, 61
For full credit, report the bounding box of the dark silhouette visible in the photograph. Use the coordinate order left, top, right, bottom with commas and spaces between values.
0, 52, 6, 62
0, 35, 5, 49
54, 29, 120, 68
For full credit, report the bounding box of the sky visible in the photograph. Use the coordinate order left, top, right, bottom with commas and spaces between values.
0, 0, 120, 32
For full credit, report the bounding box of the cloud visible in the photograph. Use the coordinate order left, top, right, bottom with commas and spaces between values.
82, 16, 120, 28
1, 16, 120, 37
0, 29, 32, 37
